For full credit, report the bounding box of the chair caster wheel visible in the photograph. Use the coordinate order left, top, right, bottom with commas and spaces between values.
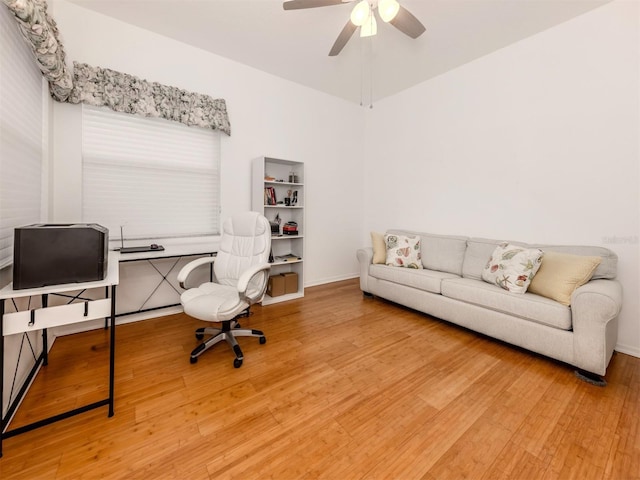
234, 358, 243, 368
190, 356, 198, 364
195, 333, 204, 340
259, 336, 266, 344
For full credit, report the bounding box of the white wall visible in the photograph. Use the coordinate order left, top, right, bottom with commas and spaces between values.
41, 0, 640, 357
364, 1, 640, 356
50, 0, 365, 287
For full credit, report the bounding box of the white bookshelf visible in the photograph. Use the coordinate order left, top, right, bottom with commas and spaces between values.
252, 157, 305, 305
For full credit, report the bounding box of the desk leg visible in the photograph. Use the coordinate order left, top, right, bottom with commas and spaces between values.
41, 294, 48, 366
104, 286, 109, 330
1, 298, 5, 457
108, 285, 116, 417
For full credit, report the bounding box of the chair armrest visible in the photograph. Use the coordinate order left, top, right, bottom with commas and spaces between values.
177, 256, 216, 289
237, 263, 271, 302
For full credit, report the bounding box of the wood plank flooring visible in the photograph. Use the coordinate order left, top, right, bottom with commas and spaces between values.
1, 278, 638, 479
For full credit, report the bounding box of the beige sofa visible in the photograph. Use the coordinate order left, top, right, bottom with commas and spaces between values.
357, 230, 622, 379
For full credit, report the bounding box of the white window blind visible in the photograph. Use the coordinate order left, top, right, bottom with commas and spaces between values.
82, 105, 221, 240
0, 7, 44, 269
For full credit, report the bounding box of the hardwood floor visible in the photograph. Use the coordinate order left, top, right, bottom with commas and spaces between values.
1, 278, 638, 479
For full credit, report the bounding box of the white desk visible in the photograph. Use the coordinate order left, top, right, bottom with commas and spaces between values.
0, 252, 119, 457
114, 242, 217, 317
0, 244, 217, 457
114, 241, 217, 261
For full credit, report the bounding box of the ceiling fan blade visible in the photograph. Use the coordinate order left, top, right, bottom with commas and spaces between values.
389, 5, 426, 39
283, 0, 347, 10
328, 20, 357, 56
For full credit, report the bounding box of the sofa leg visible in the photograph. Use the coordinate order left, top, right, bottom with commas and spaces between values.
574, 369, 607, 387
363, 291, 373, 298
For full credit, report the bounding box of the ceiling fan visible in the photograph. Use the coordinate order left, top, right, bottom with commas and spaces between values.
283, 0, 426, 56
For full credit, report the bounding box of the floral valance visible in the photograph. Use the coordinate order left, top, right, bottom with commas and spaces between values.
67, 62, 231, 135
2, 0, 231, 135
2, 0, 73, 101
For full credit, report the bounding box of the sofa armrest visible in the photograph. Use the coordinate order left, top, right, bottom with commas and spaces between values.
356, 247, 374, 293
571, 279, 623, 375
572, 279, 623, 316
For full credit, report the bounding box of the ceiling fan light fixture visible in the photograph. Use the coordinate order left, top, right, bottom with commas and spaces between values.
378, 0, 400, 22
360, 12, 377, 37
350, 0, 370, 26
281, 0, 425, 57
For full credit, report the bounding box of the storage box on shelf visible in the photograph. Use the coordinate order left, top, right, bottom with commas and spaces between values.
252, 156, 305, 305
266, 272, 299, 298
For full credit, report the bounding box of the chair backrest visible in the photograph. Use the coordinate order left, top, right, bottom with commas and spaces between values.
214, 212, 271, 295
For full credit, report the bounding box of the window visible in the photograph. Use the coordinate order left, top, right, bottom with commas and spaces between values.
81, 105, 221, 241
0, 7, 45, 269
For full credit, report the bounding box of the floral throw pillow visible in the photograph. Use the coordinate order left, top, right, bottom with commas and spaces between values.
481, 242, 543, 293
385, 234, 423, 269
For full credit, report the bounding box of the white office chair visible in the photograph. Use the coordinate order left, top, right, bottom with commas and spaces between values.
177, 212, 271, 367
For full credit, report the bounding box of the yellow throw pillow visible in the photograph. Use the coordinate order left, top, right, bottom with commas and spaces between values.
528, 251, 601, 306
371, 231, 386, 264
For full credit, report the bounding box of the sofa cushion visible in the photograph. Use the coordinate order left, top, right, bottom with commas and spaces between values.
441, 278, 572, 330
387, 230, 468, 275
463, 237, 513, 280
462, 237, 617, 281
421, 234, 468, 275
528, 251, 601, 306
384, 234, 423, 269
481, 243, 543, 293
529, 244, 616, 280
369, 264, 460, 294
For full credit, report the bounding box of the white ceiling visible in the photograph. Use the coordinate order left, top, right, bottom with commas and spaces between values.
66, 0, 609, 104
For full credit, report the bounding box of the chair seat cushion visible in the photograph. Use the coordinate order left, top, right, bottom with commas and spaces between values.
181, 282, 247, 322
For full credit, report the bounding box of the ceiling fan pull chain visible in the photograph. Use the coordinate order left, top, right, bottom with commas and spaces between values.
360, 33, 364, 107
369, 35, 374, 109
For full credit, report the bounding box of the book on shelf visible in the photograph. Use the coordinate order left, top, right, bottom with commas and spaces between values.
264, 186, 276, 205
274, 254, 301, 262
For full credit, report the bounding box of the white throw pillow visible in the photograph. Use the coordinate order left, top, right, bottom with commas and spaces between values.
385, 234, 423, 269
482, 242, 543, 293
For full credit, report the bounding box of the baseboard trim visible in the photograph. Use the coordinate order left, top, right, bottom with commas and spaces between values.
614, 343, 640, 359
304, 273, 358, 288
